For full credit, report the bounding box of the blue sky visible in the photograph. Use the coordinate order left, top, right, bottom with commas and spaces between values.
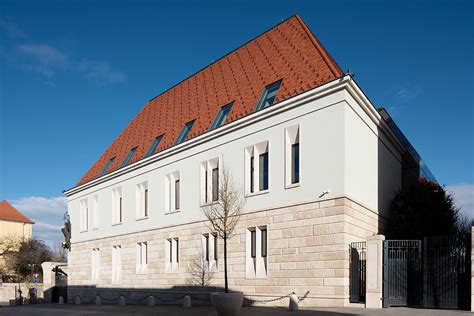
1, 0, 473, 245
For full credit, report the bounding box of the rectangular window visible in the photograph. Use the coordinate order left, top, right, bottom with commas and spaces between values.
246, 141, 269, 194
145, 135, 163, 157
80, 199, 88, 232
201, 158, 219, 205
136, 182, 149, 219
166, 237, 179, 273
112, 245, 122, 284
291, 143, 300, 184
121, 147, 137, 168
255, 81, 282, 111
165, 171, 180, 212
261, 228, 267, 257
204, 234, 209, 262
112, 187, 123, 224
285, 125, 300, 187
175, 180, 180, 210
246, 226, 268, 278
100, 158, 115, 176
259, 152, 269, 191
136, 242, 148, 273
174, 120, 195, 145
213, 233, 218, 260
91, 248, 100, 283
250, 230, 256, 258
250, 157, 255, 193
210, 102, 233, 129
91, 195, 99, 229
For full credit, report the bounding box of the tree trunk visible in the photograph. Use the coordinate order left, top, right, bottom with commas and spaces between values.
224, 232, 228, 293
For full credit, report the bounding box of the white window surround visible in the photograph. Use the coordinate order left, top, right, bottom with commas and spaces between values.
202, 233, 218, 272
80, 199, 88, 232
91, 248, 100, 283
91, 195, 99, 229
165, 238, 179, 273
246, 226, 268, 278
165, 171, 181, 213
245, 141, 270, 196
200, 158, 220, 205
112, 187, 123, 225
112, 245, 122, 284
285, 124, 301, 188
136, 242, 148, 274
135, 181, 149, 220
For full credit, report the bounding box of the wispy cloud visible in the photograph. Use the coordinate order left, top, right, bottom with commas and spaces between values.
447, 183, 474, 221
0, 18, 27, 38
10, 196, 67, 247
386, 84, 423, 117
12, 43, 127, 85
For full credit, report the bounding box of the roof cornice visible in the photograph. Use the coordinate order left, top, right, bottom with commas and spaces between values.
64, 75, 405, 197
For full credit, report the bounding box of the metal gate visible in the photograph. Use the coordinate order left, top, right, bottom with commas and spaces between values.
383, 235, 471, 310
349, 241, 366, 303
423, 235, 471, 309
383, 240, 422, 307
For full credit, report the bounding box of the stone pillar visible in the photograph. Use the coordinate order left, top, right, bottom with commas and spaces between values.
471, 226, 473, 312
365, 235, 385, 309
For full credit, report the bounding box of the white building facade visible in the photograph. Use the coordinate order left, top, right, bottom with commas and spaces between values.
64, 15, 428, 307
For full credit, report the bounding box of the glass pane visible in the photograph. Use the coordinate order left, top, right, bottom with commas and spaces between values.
212, 167, 219, 201
100, 158, 115, 176
292, 143, 300, 184
261, 228, 267, 257
259, 152, 269, 191
175, 180, 180, 210
250, 157, 254, 193
251, 230, 256, 258
255, 81, 281, 111
121, 147, 137, 168
145, 135, 163, 157
211, 103, 233, 129
175, 120, 195, 144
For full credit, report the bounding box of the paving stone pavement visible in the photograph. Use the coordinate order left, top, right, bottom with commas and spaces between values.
0, 304, 471, 316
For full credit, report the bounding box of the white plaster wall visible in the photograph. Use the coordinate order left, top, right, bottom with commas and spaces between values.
68, 90, 347, 243
344, 91, 402, 218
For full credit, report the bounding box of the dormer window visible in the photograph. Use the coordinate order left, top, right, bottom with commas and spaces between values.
145, 135, 163, 157
100, 158, 115, 176
210, 102, 233, 130
174, 120, 195, 145
121, 147, 137, 168
255, 81, 282, 111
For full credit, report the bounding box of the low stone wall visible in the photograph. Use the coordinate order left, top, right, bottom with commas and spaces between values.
0, 283, 43, 306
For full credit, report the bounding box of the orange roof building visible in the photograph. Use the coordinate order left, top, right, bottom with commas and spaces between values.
0, 200, 34, 240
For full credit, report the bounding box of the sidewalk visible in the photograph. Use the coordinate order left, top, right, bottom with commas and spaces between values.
0, 304, 471, 316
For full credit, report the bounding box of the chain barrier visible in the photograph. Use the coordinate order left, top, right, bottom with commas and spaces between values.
75, 290, 309, 305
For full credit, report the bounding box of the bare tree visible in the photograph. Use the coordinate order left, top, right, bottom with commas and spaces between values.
187, 247, 214, 287
52, 241, 67, 262
202, 164, 244, 293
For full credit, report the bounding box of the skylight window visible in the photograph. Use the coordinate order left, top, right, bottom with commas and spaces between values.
174, 120, 195, 145
100, 158, 115, 176
255, 81, 282, 111
210, 102, 233, 130
145, 135, 163, 157
121, 147, 137, 168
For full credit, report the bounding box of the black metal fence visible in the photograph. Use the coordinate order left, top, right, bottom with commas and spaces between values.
382, 234, 471, 310
349, 241, 366, 303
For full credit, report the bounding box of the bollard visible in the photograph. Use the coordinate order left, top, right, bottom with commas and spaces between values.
75, 296, 81, 305
147, 295, 155, 306
183, 295, 191, 308
58, 296, 64, 305
119, 295, 126, 306
95, 295, 101, 305
288, 293, 298, 311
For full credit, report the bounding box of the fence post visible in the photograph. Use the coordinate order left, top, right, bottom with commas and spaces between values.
365, 235, 385, 308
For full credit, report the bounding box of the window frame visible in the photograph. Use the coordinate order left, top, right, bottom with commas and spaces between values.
210, 102, 234, 130
285, 124, 301, 188
145, 135, 164, 158
255, 80, 282, 111
100, 158, 115, 176
121, 147, 138, 168
174, 120, 195, 145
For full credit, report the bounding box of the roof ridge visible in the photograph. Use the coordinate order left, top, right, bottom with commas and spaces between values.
293, 14, 343, 78
148, 14, 300, 103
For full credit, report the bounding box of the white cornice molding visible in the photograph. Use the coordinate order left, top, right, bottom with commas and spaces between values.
64, 75, 405, 197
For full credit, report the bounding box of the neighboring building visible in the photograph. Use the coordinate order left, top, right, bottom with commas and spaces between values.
0, 200, 34, 240
64, 15, 435, 306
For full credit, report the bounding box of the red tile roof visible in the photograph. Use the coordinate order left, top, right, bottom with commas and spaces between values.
0, 200, 34, 224
77, 14, 343, 187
